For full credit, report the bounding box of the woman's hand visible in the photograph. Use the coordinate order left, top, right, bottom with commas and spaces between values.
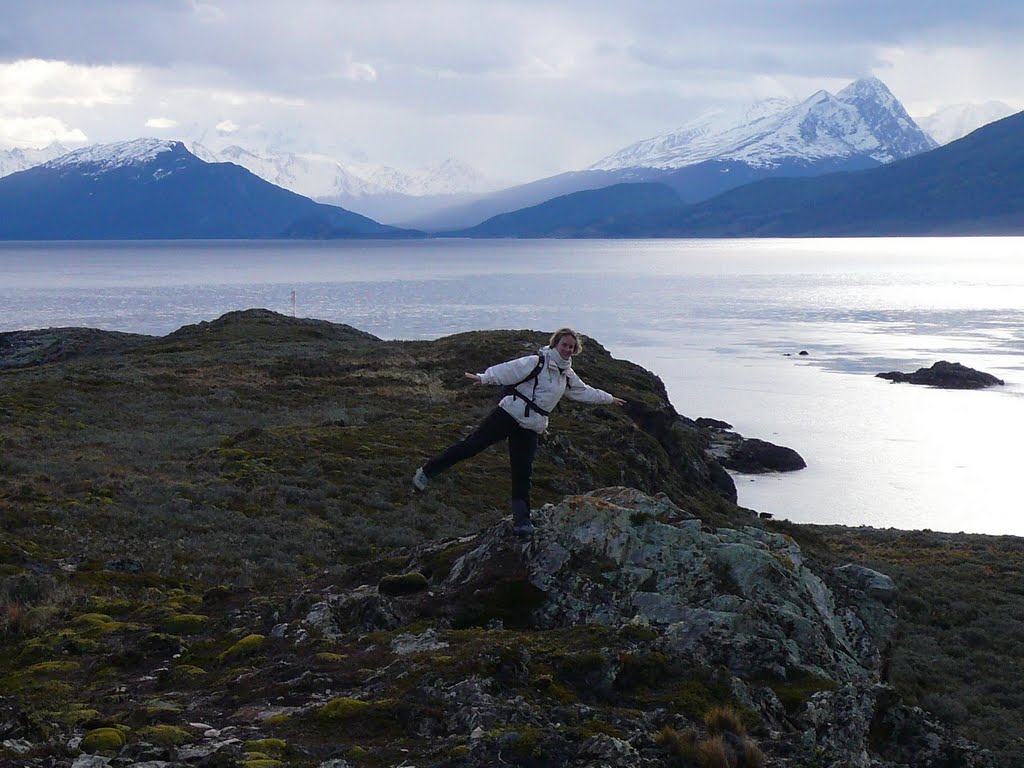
612, 397, 626, 406
465, 373, 482, 384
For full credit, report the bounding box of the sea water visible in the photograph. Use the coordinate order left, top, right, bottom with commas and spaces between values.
2, 238, 1022, 535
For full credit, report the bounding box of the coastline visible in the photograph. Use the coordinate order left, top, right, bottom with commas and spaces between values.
0, 310, 1019, 765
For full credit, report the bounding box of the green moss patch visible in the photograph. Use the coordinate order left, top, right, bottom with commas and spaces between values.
314, 652, 348, 664
243, 738, 289, 757
317, 697, 372, 720
160, 664, 207, 685
135, 698, 185, 724
315, 697, 401, 737
218, 633, 266, 664
86, 596, 135, 615
137, 724, 191, 746
23, 660, 81, 676
81, 726, 127, 753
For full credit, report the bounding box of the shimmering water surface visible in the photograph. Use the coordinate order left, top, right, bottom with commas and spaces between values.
3, 238, 1022, 535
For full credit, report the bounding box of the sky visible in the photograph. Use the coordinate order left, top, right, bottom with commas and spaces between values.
1, 0, 1023, 183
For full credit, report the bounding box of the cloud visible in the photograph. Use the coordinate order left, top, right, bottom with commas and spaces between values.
343, 59, 378, 83
190, 0, 225, 24
0, 115, 87, 147
0, 59, 138, 107
145, 116, 179, 129
1, 1, 1023, 178
216, 119, 239, 133
875, 43, 1024, 115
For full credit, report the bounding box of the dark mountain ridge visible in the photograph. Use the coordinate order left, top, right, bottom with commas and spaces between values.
0, 140, 418, 240
446, 182, 681, 238
468, 109, 1024, 238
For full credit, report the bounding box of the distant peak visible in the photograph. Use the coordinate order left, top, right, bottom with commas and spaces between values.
838, 76, 896, 101
45, 138, 186, 171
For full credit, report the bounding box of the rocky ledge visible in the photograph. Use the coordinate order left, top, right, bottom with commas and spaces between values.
876, 360, 1005, 389
693, 417, 807, 474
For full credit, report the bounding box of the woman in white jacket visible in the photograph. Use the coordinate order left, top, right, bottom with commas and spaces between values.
412, 328, 625, 535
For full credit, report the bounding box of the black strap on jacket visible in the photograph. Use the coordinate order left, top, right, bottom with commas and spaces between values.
500, 352, 568, 417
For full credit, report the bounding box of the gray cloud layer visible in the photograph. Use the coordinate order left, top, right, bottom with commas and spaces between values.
1, 0, 1022, 179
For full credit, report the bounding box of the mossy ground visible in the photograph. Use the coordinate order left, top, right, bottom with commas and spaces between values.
1, 310, 1018, 765
774, 521, 1024, 762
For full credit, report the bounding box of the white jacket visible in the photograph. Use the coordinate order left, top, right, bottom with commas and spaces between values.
477, 346, 615, 433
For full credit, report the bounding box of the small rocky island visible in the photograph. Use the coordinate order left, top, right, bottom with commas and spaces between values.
876, 360, 1005, 389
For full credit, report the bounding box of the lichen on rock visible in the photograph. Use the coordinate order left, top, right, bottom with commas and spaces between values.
440, 487, 893, 685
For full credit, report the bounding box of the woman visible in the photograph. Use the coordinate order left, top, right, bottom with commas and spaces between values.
412, 328, 626, 535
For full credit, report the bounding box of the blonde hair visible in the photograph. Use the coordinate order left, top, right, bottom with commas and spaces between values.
549, 327, 583, 355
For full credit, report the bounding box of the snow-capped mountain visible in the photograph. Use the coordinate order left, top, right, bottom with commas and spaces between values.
915, 101, 1018, 145
186, 141, 499, 200
44, 138, 184, 175
591, 77, 936, 171
590, 97, 798, 171
0, 143, 71, 178
0, 138, 408, 240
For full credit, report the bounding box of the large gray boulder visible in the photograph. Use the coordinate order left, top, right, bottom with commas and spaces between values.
443, 487, 894, 685
301, 488, 990, 767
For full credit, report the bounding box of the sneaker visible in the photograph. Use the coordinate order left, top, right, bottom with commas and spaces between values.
411, 467, 428, 492
512, 522, 536, 536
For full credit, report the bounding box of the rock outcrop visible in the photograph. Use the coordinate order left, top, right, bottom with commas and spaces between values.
298, 488, 991, 767
694, 418, 807, 473
877, 360, 1005, 389
438, 488, 891, 683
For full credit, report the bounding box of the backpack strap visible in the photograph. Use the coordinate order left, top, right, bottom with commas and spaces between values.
512, 353, 545, 389
502, 352, 570, 418
502, 353, 549, 417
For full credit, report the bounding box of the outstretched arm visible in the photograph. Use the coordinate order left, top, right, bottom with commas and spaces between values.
564, 370, 625, 406
473, 354, 546, 387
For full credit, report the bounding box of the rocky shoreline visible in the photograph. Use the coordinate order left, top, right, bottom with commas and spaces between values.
692, 417, 807, 475
0, 310, 1014, 767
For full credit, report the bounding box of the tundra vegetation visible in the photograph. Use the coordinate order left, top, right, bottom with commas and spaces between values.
1, 309, 1020, 767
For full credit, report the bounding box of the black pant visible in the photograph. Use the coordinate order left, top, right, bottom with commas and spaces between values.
422, 407, 539, 508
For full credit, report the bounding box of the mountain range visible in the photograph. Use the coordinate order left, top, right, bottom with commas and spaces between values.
0, 77, 1020, 239
592, 77, 936, 170
398, 77, 941, 230
0, 79, 1014, 227
0, 139, 416, 240
453, 109, 1024, 238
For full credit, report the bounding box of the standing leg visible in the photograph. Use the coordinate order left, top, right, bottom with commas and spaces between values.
508, 426, 539, 533
420, 407, 517, 478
